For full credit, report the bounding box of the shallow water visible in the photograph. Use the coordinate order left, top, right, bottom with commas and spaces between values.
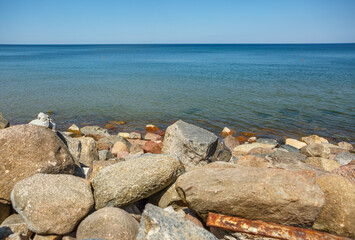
0, 44, 354, 142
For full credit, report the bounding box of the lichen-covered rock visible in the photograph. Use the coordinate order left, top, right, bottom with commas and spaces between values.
11, 174, 94, 235
313, 174, 355, 238
76, 207, 139, 240
0, 124, 75, 204
300, 143, 331, 158
161, 120, 219, 170
176, 164, 325, 227
92, 154, 180, 209
136, 204, 217, 240
0, 112, 10, 129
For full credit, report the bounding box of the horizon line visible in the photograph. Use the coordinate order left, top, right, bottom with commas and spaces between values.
0, 42, 354, 45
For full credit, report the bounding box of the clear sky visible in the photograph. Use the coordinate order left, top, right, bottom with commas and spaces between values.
0, 0, 354, 44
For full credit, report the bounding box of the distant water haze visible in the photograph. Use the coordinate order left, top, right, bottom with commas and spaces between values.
0, 44, 354, 142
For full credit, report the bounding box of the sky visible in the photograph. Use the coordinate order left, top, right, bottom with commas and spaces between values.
0, 0, 354, 44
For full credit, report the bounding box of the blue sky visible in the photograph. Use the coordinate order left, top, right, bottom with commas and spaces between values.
0, 0, 354, 44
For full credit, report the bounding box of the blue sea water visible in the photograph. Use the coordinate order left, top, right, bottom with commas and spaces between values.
0, 44, 354, 142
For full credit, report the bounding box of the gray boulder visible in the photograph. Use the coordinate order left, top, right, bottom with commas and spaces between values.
80, 126, 109, 136
76, 207, 139, 240
0, 113, 9, 129
175, 163, 325, 227
161, 120, 219, 171
334, 151, 355, 166
11, 174, 94, 235
98, 150, 114, 161
136, 204, 217, 240
0, 124, 75, 204
92, 154, 181, 209
77, 137, 98, 167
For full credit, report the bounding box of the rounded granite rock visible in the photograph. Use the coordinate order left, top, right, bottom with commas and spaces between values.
11, 174, 94, 235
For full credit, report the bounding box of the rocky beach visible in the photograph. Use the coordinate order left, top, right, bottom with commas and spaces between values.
0, 112, 354, 240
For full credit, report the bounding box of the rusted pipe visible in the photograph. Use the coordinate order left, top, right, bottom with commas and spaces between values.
206, 212, 350, 240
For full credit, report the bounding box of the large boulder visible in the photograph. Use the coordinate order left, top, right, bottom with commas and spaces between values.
11, 174, 94, 235
0, 124, 75, 204
136, 204, 217, 240
175, 163, 325, 227
0, 113, 10, 129
92, 154, 181, 209
161, 120, 220, 170
76, 207, 139, 240
313, 174, 355, 238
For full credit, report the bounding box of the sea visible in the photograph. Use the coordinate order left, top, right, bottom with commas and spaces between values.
0, 44, 354, 142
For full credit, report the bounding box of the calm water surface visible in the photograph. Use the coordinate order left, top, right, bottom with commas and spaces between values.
0, 44, 354, 142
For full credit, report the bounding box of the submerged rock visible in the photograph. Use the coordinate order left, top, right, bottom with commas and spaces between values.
11, 174, 94, 235
92, 154, 180, 209
175, 164, 325, 227
136, 204, 217, 240
161, 120, 219, 170
0, 124, 75, 204
76, 207, 139, 240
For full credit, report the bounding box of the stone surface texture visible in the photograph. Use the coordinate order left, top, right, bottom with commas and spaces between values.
11, 174, 94, 235
76, 207, 139, 240
92, 154, 180, 209
0, 112, 10, 129
232, 143, 275, 156
313, 174, 355, 238
136, 204, 217, 240
305, 157, 340, 171
0, 124, 75, 204
175, 164, 325, 227
285, 138, 307, 149
80, 126, 109, 136
300, 143, 331, 158
161, 120, 219, 171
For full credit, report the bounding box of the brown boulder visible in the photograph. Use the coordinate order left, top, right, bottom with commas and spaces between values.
0, 124, 75, 204
175, 164, 325, 227
223, 135, 239, 151
97, 141, 112, 151
313, 174, 355, 238
144, 132, 162, 142
142, 141, 162, 154
111, 141, 129, 156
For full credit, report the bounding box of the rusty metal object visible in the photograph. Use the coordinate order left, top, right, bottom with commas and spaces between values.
207, 212, 350, 240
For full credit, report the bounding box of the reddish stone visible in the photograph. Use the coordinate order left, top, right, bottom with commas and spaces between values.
332, 163, 355, 184
116, 150, 129, 159
184, 213, 204, 228
157, 130, 165, 136
144, 132, 163, 142
146, 124, 160, 133
112, 142, 129, 156
84, 133, 106, 141
142, 141, 162, 154
241, 132, 257, 138
97, 141, 112, 151
236, 136, 246, 144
